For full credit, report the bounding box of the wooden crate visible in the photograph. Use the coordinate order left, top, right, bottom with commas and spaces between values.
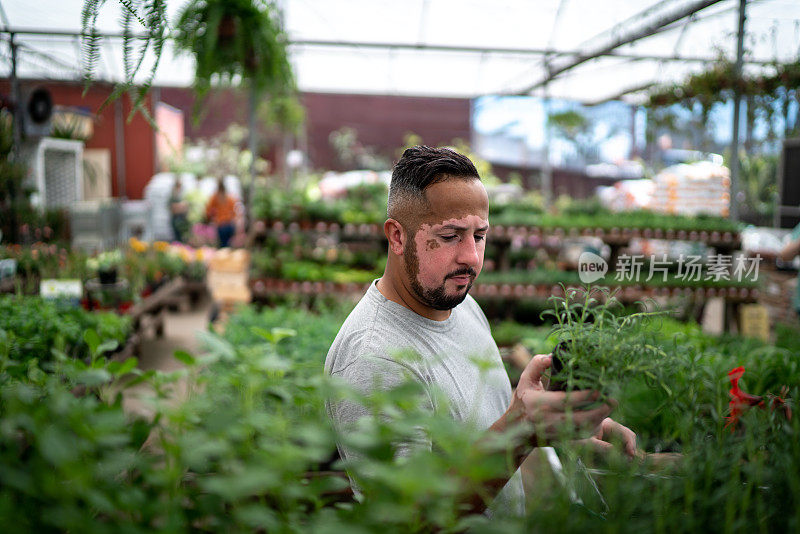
208, 249, 250, 273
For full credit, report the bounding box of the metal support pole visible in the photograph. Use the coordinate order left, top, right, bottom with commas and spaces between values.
114, 98, 127, 199
542, 81, 553, 211
8, 33, 21, 243
729, 0, 746, 222
151, 87, 160, 173
630, 105, 638, 159
246, 84, 258, 228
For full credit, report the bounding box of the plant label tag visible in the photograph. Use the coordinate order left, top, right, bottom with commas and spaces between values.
40, 279, 83, 300
0, 259, 16, 280
740, 304, 770, 342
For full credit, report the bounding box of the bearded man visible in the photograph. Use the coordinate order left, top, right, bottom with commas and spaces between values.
325, 146, 635, 516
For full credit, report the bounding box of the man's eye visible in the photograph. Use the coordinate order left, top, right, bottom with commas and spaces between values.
475, 234, 486, 242
441, 235, 458, 241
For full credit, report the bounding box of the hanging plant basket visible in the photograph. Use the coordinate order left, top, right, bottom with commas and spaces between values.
174, 0, 295, 101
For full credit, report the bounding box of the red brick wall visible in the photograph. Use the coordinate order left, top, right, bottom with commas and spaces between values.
2, 81, 473, 194
0, 79, 155, 199
157, 86, 247, 141
301, 92, 472, 170
157, 88, 472, 171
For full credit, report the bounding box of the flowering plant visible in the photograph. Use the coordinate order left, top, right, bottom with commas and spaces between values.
86, 250, 123, 273
724, 365, 792, 430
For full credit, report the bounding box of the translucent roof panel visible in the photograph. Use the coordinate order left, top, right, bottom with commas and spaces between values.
1, 0, 798, 103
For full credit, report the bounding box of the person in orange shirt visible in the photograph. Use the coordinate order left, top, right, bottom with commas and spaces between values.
205, 179, 238, 248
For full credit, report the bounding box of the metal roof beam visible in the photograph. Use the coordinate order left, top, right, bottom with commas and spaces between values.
516, 0, 727, 94
584, 82, 657, 106
290, 38, 774, 65
2, 25, 778, 66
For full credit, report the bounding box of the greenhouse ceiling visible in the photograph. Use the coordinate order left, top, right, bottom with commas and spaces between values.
1, 0, 799, 104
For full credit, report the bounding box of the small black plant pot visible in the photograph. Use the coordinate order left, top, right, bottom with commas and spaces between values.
98, 269, 118, 285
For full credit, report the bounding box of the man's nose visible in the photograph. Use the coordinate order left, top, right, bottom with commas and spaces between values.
456, 236, 481, 266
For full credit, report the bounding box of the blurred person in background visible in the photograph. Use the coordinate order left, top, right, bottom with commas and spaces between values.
325, 146, 639, 517
205, 179, 237, 248
169, 180, 190, 243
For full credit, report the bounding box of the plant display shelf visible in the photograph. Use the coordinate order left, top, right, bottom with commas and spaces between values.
182, 278, 208, 305
471, 282, 757, 304
250, 277, 371, 299
108, 332, 142, 362
249, 277, 758, 305
0, 277, 15, 294
128, 277, 187, 338
249, 217, 749, 326
250, 220, 385, 243
253, 220, 741, 249
162, 278, 208, 312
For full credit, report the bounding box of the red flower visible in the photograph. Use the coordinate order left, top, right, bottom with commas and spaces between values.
724, 367, 793, 431
725, 366, 763, 430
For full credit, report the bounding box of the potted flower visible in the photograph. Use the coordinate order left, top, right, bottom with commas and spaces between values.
86, 250, 123, 285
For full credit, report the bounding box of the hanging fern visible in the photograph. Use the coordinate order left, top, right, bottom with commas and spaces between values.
81, 0, 295, 120
172, 0, 295, 101
81, 0, 169, 121
80, 0, 106, 86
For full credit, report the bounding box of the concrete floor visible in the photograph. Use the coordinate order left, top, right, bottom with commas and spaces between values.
136, 297, 212, 372
120, 295, 212, 418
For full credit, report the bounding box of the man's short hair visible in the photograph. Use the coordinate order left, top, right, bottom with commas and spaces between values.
388, 146, 480, 220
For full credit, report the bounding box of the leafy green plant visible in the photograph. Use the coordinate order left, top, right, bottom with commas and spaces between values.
490, 207, 741, 233
2, 292, 799, 532
0, 111, 33, 244
252, 180, 389, 225
736, 152, 779, 224
0, 295, 131, 369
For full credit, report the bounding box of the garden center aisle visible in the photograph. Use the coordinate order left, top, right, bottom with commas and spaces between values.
121, 295, 212, 418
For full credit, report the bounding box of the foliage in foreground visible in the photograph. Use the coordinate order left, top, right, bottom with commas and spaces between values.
0, 296, 798, 532
0, 295, 130, 366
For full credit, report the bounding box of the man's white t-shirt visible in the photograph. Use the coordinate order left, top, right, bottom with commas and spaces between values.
324, 281, 525, 516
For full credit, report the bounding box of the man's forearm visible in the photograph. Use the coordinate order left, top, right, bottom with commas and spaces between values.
779, 238, 800, 262
456, 408, 533, 515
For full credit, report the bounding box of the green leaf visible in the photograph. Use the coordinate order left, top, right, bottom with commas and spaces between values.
197, 331, 236, 361
38, 425, 78, 467
124, 369, 156, 388
116, 357, 138, 376
250, 326, 297, 344
76, 368, 112, 387
250, 326, 274, 341
173, 350, 197, 366
270, 327, 297, 343
97, 339, 120, 355
84, 329, 101, 356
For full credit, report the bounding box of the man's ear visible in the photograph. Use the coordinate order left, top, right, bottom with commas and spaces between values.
384, 218, 406, 256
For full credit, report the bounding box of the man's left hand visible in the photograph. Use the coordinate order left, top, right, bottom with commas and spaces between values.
578, 417, 643, 460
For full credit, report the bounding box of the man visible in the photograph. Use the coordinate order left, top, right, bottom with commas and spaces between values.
325, 146, 635, 516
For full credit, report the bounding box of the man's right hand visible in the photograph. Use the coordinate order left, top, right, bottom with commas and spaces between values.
508, 354, 614, 445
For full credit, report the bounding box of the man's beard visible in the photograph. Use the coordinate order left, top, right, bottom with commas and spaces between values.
404, 240, 476, 311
